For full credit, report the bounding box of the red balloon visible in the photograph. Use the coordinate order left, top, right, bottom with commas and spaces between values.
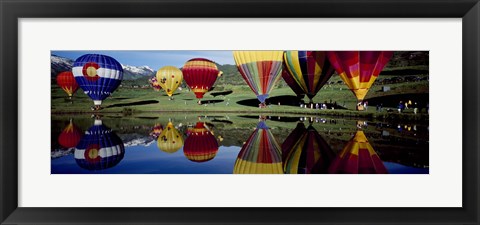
56, 71, 79, 97
58, 120, 82, 148
183, 122, 219, 163
181, 58, 221, 99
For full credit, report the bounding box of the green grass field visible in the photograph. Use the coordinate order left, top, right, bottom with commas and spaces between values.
52, 74, 429, 122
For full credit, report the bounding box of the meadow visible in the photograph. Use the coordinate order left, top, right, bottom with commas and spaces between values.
52, 73, 429, 122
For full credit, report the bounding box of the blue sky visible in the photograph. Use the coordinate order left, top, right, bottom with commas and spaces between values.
51, 50, 235, 68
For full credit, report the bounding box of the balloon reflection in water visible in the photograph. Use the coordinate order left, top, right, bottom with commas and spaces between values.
58, 119, 83, 148
282, 123, 335, 174
183, 122, 219, 163
234, 121, 283, 174
74, 120, 125, 171
328, 130, 388, 174
157, 122, 183, 154
150, 123, 163, 139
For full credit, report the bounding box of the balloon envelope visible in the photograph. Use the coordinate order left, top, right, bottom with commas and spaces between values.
328, 130, 388, 174
233, 51, 284, 104
156, 66, 183, 97
72, 54, 123, 106
149, 77, 162, 92
58, 120, 82, 148
183, 122, 219, 163
157, 122, 183, 154
56, 71, 79, 97
74, 120, 124, 171
282, 123, 335, 174
327, 51, 393, 101
182, 58, 221, 99
283, 51, 335, 101
233, 121, 283, 174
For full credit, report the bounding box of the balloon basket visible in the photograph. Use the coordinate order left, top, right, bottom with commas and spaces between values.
356, 104, 365, 111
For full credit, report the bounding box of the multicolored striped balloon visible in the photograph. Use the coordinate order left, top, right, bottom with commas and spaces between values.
156, 66, 183, 97
281, 69, 305, 99
157, 122, 183, 154
72, 54, 123, 106
328, 130, 387, 174
183, 122, 219, 163
182, 58, 221, 99
233, 51, 284, 105
282, 123, 335, 174
233, 121, 283, 174
283, 51, 335, 102
74, 120, 124, 171
327, 51, 393, 103
56, 71, 79, 98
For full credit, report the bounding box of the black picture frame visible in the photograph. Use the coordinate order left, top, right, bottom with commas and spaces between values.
1, 0, 478, 224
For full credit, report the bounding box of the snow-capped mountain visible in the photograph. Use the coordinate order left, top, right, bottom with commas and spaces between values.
50, 54, 156, 80
51, 54, 74, 78
122, 65, 155, 80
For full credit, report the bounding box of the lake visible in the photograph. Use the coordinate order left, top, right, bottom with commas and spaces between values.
51, 114, 429, 174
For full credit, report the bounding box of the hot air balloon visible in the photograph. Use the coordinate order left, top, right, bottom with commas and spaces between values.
148, 77, 162, 92
282, 122, 335, 174
149, 123, 163, 139
181, 58, 222, 104
183, 122, 219, 163
233, 51, 284, 108
281, 69, 305, 102
157, 122, 183, 154
326, 51, 393, 110
74, 120, 124, 171
56, 71, 79, 100
328, 130, 387, 174
58, 119, 82, 148
283, 51, 335, 105
72, 54, 123, 110
156, 66, 183, 100
233, 120, 283, 174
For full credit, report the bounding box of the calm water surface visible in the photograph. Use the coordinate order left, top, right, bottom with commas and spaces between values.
51, 114, 429, 174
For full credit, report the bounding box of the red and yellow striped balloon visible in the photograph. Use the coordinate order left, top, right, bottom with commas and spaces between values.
328, 130, 387, 174
182, 58, 221, 99
183, 122, 219, 163
327, 51, 393, 103
56, 71, 79, 97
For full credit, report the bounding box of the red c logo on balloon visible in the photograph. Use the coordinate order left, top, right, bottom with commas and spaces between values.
82, 62, 100, 81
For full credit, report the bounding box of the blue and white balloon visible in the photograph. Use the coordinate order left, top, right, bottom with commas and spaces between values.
74, 120, 125, 171
72, 54, 123, 107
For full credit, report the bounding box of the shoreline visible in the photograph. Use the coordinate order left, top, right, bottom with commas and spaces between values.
51, 109, 429, 122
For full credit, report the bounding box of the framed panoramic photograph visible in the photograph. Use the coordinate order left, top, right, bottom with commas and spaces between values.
1, 0, 479, 224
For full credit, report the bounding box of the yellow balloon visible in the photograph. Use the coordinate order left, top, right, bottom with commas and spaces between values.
156, 66, 183, 97
157, 122, 184, 154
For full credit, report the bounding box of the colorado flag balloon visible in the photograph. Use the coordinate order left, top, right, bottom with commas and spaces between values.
233, 51, 283, 106
74, 120, 125, 171
72, 54, 123, 107
327, 51, 393, 108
